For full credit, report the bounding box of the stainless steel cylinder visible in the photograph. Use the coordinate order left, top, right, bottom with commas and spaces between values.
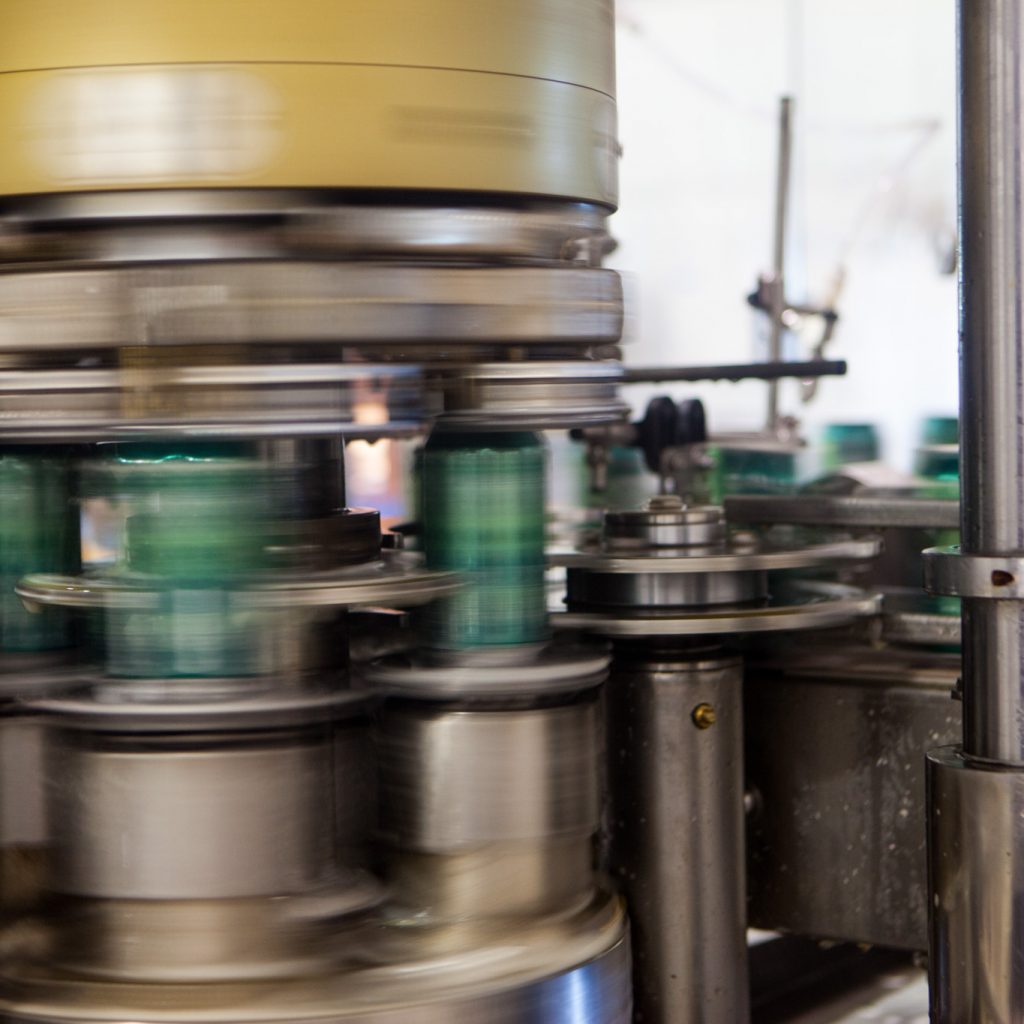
958, 0, 1024, 765
378, 695, 600, 918
50, 728, 340, 899
928, 1, 1024, 1017
379, 700, 598, 849
565, 568, 765, 609
604, 649, 748, 1024
928, 747, 1024, 1023
0, 712, 48, 913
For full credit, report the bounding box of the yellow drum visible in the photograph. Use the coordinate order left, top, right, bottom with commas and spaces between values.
0, 0, 618, 204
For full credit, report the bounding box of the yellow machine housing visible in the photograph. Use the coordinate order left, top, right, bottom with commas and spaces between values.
0, 0, 618, 205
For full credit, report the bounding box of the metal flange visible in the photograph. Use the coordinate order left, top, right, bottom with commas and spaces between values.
367, 641, 609, 700
551, 536, 881, 574
552, 582, 881, 638
0, 263, 623, 352
427, 360, 628, 430
1, 195, 613, 266
0, 363, 426, 441
923, 545, 1024, 599
17, 552, 460, 613
27, 688, 370, 734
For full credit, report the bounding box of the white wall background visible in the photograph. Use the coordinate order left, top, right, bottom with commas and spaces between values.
610, 0, 958, 470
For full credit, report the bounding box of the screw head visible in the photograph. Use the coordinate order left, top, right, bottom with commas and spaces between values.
692, 702, 716, 729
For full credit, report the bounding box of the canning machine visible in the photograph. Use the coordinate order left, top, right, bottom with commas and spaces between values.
0, 3, 1016, 1024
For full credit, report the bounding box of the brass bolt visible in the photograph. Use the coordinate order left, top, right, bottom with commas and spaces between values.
692, 702, 716, 729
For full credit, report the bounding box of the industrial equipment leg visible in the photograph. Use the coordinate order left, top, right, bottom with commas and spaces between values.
605, 645, 749, 1024
927, 0, 1024, 1018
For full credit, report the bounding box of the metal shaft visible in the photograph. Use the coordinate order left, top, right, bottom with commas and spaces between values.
928, 5, 1024, 1021
765, 96, 793, 433
959, 0, 1024, 763
604, 648, 748, 1024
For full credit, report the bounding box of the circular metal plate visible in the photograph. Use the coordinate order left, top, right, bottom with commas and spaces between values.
565, 566, 767, 610
428, 360, 627, 430
0, 896, 630, 1023
367, 641, 609, 700
0, 263, 623, 352
0, 363, 426, 441
17, 552, 460, 612
29, 688, 370, 734
550, 536, 882, 573
551, 582, 881, 637
2, 197, 612, 267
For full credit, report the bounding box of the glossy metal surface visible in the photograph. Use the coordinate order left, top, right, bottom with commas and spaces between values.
368, 642, 609, 700
555, 581, 880, 637
18, 552, 460, 613
605, 651, 748, 1024
923, 545, 1024, 598
0, 364, 426, 442
747, 646, 961, 951
0, 924, 631, 1024
51, 731, 339, 899
602, 501, 727, 549
2, 196, 612, 265
565, 567, 766, 609
551, 536, 881, 573
928, 748, 1024, 1023
386, 840, 593, 920
379, 700, 598, 850
0, 263, 623, 352
958, 0, 1024, 765
428, 361, 628, 430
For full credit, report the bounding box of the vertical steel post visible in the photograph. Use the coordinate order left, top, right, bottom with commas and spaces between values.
928, 2, 1024, 1019
766, 96, 793, 432
605, 647, 748, 1024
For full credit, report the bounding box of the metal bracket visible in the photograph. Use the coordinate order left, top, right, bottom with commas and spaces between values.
923, 545, 1024, 598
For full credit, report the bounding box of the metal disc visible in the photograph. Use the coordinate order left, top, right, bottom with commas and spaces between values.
428, 360, 627, 430
0, 884, 628, 1023
0, 263, 623, 352
17, 552, 460, 613
550, 536, 882, 573
551, 582, 881, 637
29, 688, 370, 734
367, 641, 610, 699
0, 363, 426, 441
1, 195, 612, 267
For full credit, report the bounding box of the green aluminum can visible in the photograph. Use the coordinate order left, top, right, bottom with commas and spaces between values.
100, 443, 271, 679
420, 430, 548, 651
0, 449, 79, 652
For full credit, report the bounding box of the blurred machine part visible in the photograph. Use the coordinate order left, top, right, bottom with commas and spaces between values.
0, 1, 632, 1022
726, 491, 962, 954
551, 496, 883, 1023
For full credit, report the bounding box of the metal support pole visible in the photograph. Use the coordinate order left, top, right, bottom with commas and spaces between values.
957, 0, 1024, 765
765, 97, 793, 433
604, 646, 748, 1024
928, 1, 1024, 1019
